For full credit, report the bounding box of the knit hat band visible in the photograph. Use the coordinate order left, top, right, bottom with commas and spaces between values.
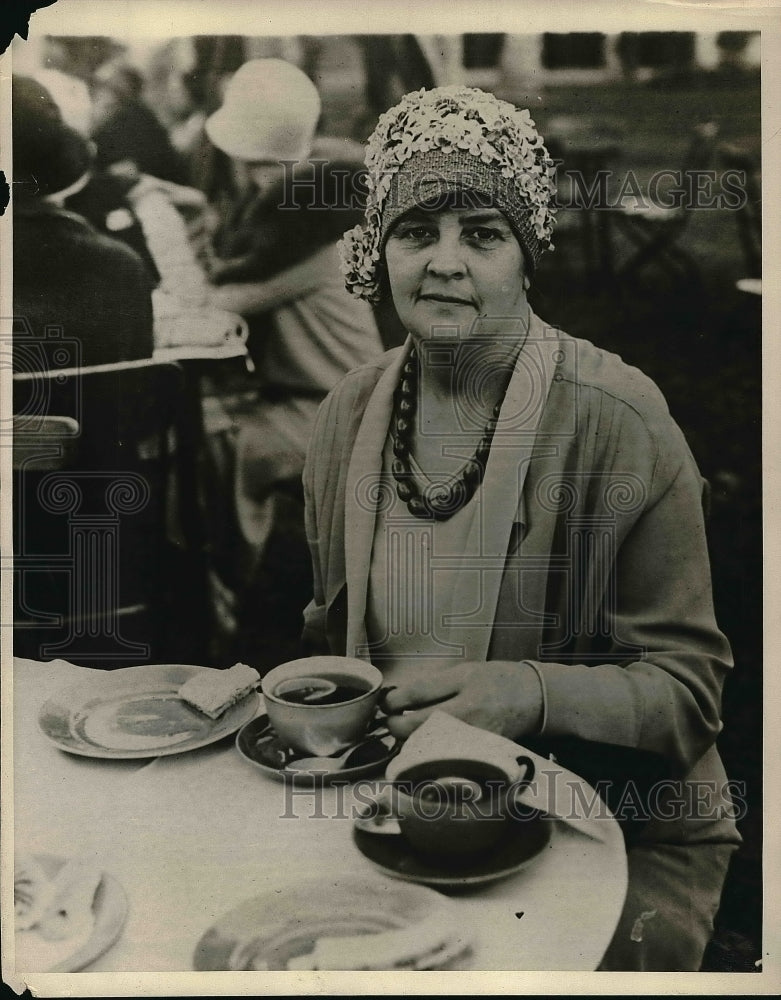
379, 148, 545, 272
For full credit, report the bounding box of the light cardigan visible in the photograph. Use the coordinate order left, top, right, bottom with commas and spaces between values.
302, 312, 740, 844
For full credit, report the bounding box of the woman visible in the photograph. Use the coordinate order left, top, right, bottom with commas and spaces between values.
301, 86, 741, 971
201, 59, 385, 666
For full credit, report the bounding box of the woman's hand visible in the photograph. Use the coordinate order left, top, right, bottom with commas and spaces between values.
382, 661, 543, 742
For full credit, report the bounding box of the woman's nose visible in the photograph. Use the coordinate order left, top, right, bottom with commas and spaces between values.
426, 233, 466, 277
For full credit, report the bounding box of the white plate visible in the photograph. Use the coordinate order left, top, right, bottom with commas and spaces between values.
15, 854, 127, 972
193, 874, 472, 971
38, 664, 259, 759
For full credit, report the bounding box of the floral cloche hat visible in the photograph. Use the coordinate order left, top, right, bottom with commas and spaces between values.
338, 86, 557, 303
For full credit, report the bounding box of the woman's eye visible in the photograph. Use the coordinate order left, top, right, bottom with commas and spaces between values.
467, 227, 501, 244
398, 226, 433, 241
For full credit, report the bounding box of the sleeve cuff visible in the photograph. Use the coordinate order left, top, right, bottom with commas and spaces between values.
521, 659, 549, 735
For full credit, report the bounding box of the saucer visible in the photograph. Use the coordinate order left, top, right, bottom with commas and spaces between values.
353, 801, 553, 888
236, 714, 400, 785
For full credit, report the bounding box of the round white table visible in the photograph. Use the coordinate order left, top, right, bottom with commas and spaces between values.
11, 658, 627, 983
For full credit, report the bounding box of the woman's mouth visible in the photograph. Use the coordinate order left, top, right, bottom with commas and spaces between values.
418, 293, 475, 307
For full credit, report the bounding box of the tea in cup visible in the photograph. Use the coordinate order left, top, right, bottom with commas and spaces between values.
261, 656, 383, 756
390, 756, 536, 858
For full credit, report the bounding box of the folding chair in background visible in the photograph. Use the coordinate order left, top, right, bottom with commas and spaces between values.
12, 358, 190, 666
612, 120, 721, 287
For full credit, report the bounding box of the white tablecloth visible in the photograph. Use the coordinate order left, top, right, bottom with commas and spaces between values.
11, 658, 627, 978
153, 327, 249, 364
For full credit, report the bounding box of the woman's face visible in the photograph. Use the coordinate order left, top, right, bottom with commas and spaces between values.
384, 205, 528, 344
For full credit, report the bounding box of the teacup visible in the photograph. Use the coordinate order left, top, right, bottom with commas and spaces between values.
390, 756, 536, 858
261, 656, 383, 756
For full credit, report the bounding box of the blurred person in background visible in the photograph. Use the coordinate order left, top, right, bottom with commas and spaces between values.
150, 35, 249, 203
167, 65, 211, 176
30, 60, 93, 137
12, 76, 154, 371
17, 71, 230, 359
200, 58, 384, 667
89, 60, 187, 185
53, 53, 241, 353
355, 34, 436, 124
40, 34, 125, 84
23, 65, 162, 282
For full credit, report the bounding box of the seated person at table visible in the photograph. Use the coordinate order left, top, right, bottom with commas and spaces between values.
301, 86, 741, 971
89, 60, 188, 186
20, 69, 161, 281
12, 76, 154, 371
200, 59, 384, 665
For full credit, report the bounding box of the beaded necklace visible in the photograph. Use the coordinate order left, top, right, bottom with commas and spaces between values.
390, 347, 505, 521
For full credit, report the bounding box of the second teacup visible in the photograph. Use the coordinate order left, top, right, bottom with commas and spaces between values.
390, 756, 536, 858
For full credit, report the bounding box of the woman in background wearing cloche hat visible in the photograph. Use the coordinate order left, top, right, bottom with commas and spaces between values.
200, 59, 385, 667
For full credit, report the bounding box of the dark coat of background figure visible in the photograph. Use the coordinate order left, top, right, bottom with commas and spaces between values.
13, 201, 154, 371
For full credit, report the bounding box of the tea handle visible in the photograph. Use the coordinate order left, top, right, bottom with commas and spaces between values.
377, 685, 397, 714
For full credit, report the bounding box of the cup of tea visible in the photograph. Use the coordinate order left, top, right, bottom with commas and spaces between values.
389, 756, 536, 858
261, 656, 383, 756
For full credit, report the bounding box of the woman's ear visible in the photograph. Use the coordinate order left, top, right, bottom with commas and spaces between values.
523, 274, 531, 292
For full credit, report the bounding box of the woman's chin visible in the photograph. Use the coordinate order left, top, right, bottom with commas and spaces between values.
408, 324, 474, 345
404, 306, 480, 343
